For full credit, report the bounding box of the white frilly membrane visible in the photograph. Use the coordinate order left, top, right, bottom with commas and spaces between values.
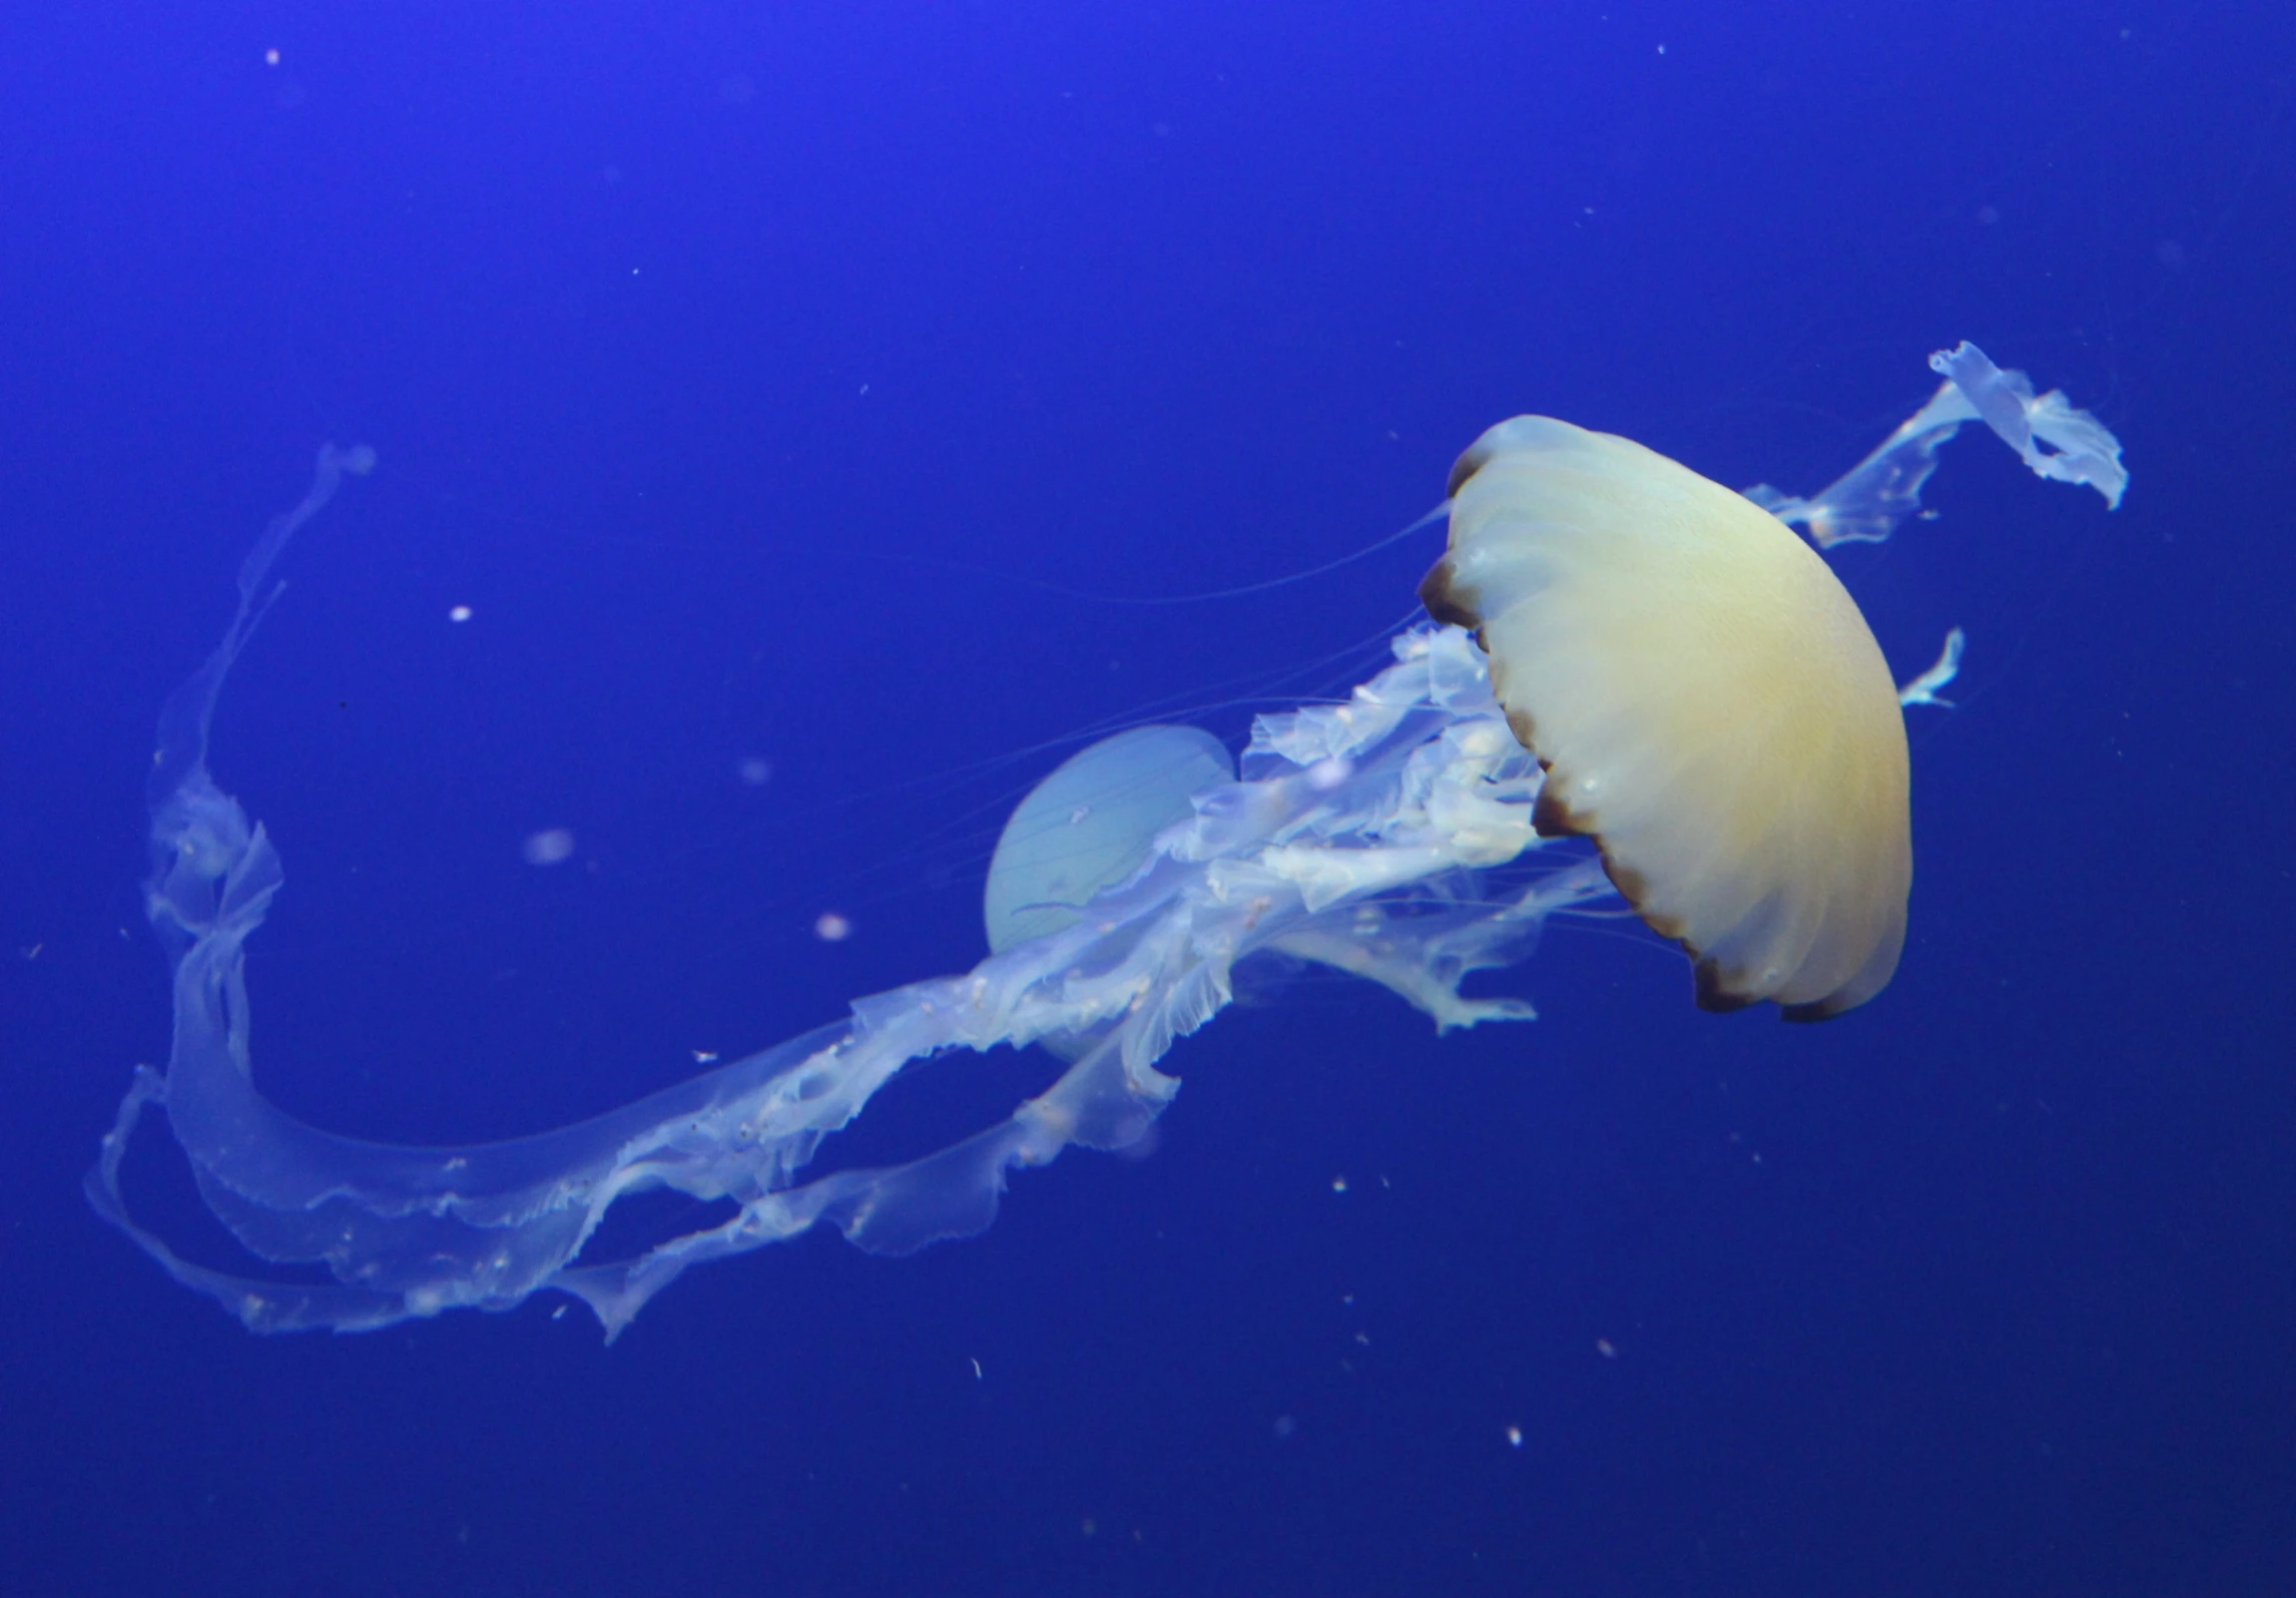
89, 344, 2123, 1337
1744, 341, 2127, 546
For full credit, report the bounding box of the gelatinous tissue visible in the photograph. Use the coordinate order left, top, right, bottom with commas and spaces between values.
89, 347, 2122, 1337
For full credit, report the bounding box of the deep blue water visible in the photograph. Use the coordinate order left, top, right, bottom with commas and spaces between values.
4, 4, 2292, 1595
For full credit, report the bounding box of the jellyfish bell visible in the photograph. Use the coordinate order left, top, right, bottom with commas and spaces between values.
1420, 416, 1911, 1020
983, 724, 1236, 1061
983, 724, 1235, 956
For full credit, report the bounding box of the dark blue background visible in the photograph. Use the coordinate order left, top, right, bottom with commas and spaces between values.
4, 4, 2291, 1594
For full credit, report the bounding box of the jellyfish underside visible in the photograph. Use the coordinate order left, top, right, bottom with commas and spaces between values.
89, 343, 2124, 1336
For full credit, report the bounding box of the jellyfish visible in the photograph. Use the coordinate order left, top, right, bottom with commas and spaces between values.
983, 724, 1235, 956
88, 345, 2124, 1337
